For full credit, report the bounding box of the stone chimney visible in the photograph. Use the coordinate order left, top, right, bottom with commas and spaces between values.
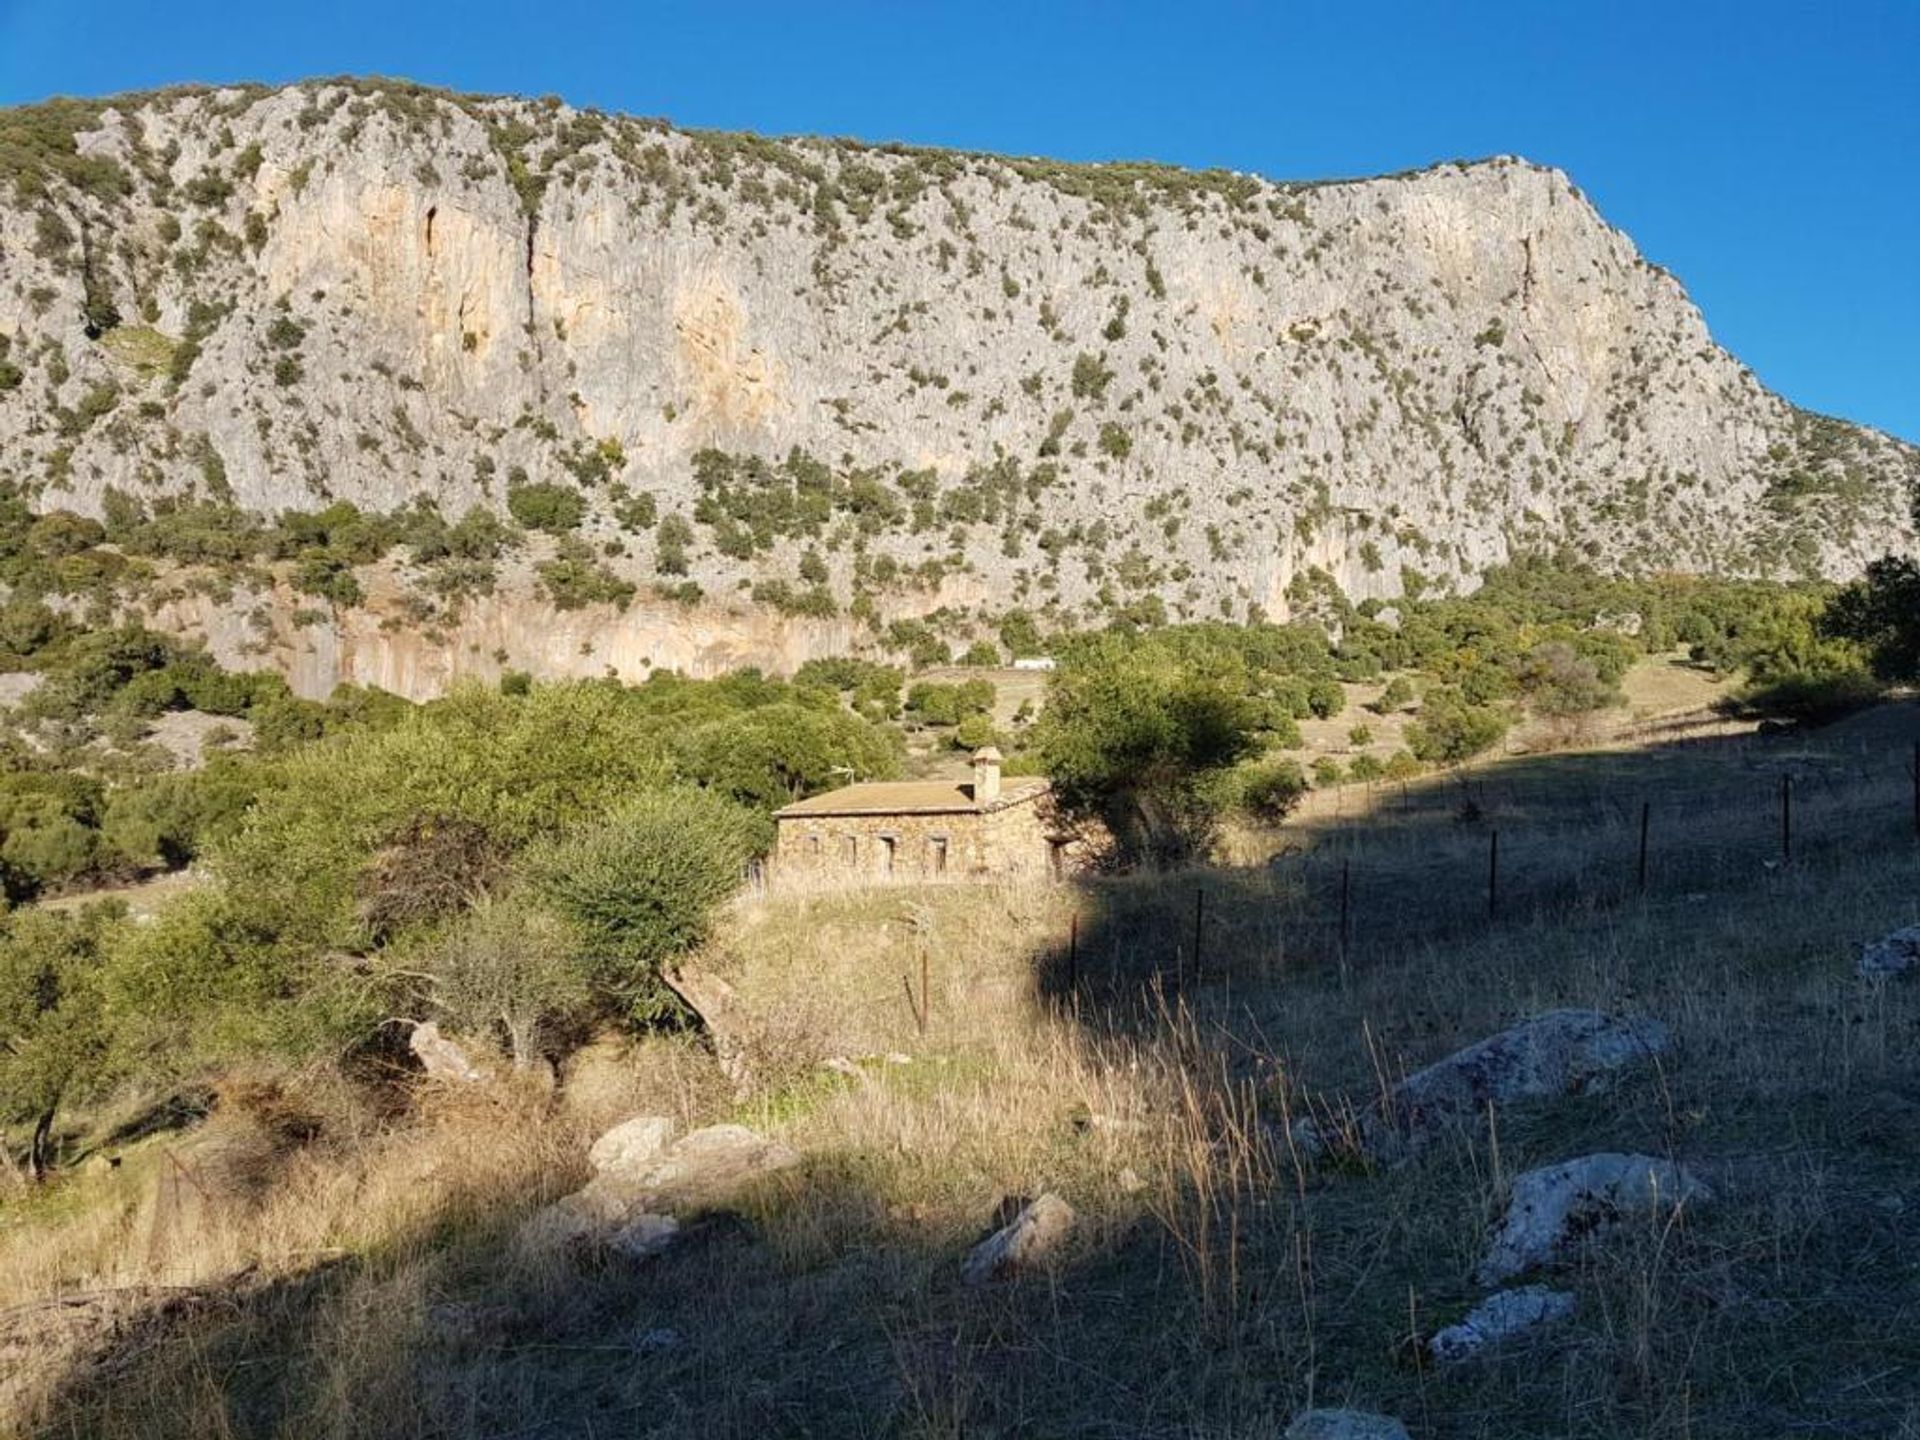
970, 746, 1003, 807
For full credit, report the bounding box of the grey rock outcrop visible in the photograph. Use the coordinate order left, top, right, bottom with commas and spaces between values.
1428, 1284, 1576, 1364
408, 1022, 487, 1083
518, 1122, 800, 1258
961, 1192, 1076, 1285
587, 1115, 675, 1175
0, 81, 1913, 699
1860, 925, 1920, 980
1283, 1410, 1411, 1440
606, 1212, 680, 1261
1297, 1009, 1670, 1161
1479, 1152, 1711, 1284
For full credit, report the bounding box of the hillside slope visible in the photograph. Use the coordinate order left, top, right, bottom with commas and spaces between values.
1, 80, 1915, 638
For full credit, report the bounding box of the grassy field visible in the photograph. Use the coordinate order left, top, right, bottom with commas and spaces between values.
6, 703, 1920, 1437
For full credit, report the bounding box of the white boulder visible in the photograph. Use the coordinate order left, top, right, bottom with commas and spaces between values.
961, 1193, 1076, 1285
1428, 1284, 1575, 1364
1297, 1009, 1670, 1161
588, 1116, 675, 1175
1479, 1152, 1711, 1284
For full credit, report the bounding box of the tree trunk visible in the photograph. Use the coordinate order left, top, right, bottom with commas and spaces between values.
661, 966, 756, 1099
29, 1103, 57, 1182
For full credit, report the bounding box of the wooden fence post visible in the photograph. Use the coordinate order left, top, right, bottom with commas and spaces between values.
1067, 911, 1078, 992
1638, 801, 1650, 894
1192, 886, 1206, 982
1338, 857, 1352, 974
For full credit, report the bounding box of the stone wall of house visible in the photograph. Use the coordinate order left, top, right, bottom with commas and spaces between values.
773, 798, 1077, 886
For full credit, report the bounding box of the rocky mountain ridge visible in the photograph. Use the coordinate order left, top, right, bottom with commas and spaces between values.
1, 79, 1915, 660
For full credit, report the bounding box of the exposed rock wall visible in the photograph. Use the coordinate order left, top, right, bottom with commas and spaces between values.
1, 80, 1914, 678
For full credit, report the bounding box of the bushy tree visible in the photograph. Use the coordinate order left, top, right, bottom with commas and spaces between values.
676, 701, 901, 809
1406, 687, 1509, 766
1515, 641, 1620, 718
422, 894, 586, 1067
1304, 677, 1345, 719
0, 906, 116, 1177
1035, 638, 1260, 864
1823, 556, 1920, 682
1372, 676, 1416, 714
1234, 758, 1308, 824
524, 787, 760, 1020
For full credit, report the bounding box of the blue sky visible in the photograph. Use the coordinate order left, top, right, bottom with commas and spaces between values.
2, 1, 1913, 440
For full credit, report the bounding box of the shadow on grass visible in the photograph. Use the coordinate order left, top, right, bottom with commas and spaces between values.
26, 707, 1920, 1439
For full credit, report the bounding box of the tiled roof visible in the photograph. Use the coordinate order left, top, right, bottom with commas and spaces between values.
775, 775, 1050, 819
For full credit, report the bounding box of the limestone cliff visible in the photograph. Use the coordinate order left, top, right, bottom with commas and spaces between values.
1, 80, 1914, 659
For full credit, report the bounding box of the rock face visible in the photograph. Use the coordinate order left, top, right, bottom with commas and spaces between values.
1479, 1152, 1711, 1284
586, 1115, 675, 1175
519, 1122, 800, 1258
1428, 1284, 1576, 1364
1283, 1410, 1411, 1440
961, 1192, 1077, 1285
1, 81, 1913, 697
1860, 924, 1920, 980
1299, 1009, 1671, 1160
408, 1021, 486, 1083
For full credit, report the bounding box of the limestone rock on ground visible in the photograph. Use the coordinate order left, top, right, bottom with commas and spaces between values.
607, 1212, 681, 1261
518, 1122, 800, 1259
408, 1021, 488, 1083
1283, 1409, 1412, 1440
1479, 1152, 1712, 1285
1860, 924, 1920, 980
1297, 1009, 1670, 1161
1428, 1284, 1576, 1364
587, 1115, 675, 1175
961, 1192, 1076, 1285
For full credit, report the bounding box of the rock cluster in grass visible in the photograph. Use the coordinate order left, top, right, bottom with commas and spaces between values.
1477, 1152, 1712, 1285
1294, 1008, 1671, 1162
1427, 1284, 1576, 1365
962, 1192, 1077, 1285
518, 1119, 799, 1259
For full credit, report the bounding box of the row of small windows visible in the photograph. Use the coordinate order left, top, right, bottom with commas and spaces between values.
805, 831, 948, 874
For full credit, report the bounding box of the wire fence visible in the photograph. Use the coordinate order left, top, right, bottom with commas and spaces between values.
1048, 730, 1920, 998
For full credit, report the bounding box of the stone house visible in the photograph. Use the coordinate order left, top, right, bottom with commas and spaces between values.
773, 748, 1076, 885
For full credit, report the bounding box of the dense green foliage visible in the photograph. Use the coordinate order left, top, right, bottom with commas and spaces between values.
0, 660, 903, 1167
1824, 557, 1920, 684
1035, 634, 1261, 864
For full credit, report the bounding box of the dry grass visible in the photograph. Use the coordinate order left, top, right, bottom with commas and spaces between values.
8, 711, 1920, 1436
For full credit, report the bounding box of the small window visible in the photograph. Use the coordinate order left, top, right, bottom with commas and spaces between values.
879, 835, 896, 876
808, 833, 822, 857
929, 836, 949, 875
844, 834, 858, 865
1047, 838, 1068, 880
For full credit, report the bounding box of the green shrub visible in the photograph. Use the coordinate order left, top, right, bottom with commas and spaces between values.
507, 481, 587, 533
422, 894, 588, 1066
1406, 687, 1509, 765
524, 787, 761, 1021
1305, 677, 1344, 719
1372, 677, 1415, 714
1234, 758, 1307, 824
1035, 636, 1260, 865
